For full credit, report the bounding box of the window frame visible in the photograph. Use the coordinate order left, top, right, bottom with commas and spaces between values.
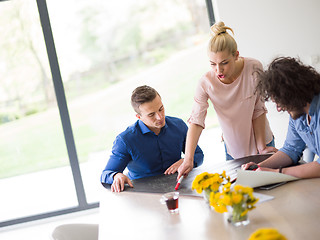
0, 0, 214, 227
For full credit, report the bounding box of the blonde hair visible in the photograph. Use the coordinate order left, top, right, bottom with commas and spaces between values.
208, 21, 237, 55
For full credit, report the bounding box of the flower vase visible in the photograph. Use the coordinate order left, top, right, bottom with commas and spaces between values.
226, 205, 250, 227
203, 188, 211, 203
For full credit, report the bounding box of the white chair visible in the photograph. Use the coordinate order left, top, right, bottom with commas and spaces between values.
52, 223, 99, 240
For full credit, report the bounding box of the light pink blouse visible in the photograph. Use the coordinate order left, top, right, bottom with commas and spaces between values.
188, 57, 273, 159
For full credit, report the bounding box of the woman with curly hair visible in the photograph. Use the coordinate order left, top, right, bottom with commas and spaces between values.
242, 57, 320, 178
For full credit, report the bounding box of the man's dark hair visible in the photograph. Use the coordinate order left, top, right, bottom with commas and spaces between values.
256, 57, 320, 111
131, 85, 160, 114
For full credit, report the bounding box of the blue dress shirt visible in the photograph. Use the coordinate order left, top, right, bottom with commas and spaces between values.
100, 116, 204, 184
280, 94, 320, 164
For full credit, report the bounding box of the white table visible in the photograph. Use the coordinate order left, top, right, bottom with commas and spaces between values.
99, 155, 320, 240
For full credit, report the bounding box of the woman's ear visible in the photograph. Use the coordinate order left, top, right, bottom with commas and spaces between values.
234, 51, 239, 60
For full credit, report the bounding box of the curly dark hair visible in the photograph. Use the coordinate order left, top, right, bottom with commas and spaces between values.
131, 85, 160, 114
256, 57, 320, 111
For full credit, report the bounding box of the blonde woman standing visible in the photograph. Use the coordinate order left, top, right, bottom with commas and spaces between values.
178, 21, 277, 179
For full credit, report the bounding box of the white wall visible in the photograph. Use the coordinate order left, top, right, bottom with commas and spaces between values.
213, 0, 320, 70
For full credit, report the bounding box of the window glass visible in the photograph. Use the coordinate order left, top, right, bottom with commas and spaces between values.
0, 0, 78, 222
46, 0, 216, 202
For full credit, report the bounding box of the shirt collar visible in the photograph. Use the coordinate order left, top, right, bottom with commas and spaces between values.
308, 94, 320, 116
138, 118, 168, 135
296, 94, 320, 129
138, 120, 151, 134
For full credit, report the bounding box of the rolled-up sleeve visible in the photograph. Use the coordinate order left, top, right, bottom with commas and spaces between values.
252, 63, 268, 120
188, 76, 210, 129
252, 96, 268, 120
280, 119, 306, 164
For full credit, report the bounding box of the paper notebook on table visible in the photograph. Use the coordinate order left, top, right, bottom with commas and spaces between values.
235, 170, 299, 188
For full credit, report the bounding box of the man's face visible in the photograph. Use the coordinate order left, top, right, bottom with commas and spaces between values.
288, 110, 305, 120
276, 103, 305, 120
136, 94, 165, 134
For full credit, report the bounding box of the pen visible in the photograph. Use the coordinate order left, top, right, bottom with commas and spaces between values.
175, 175, 184, 190
230, 177, 237, 184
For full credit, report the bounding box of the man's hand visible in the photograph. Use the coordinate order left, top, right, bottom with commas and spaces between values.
111, 173, 133, 193
241, 162, 259, 170
164, 159, 184, 175
177, 158, 193, 180
258, 146, 278, 155
241, 162, 279, 173
257, 166, 279, 173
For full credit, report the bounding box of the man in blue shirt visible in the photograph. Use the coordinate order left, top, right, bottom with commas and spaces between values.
101, 85, 204, 192
242, 57, 320, 178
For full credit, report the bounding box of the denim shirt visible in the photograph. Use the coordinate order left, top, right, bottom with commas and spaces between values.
100, 116, 204, 184
280, 94, 320, 164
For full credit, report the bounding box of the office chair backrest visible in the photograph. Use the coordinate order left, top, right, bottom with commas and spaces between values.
52, 223, 99, 240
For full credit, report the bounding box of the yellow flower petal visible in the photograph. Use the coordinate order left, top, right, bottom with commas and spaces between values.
232, 193, 242, 204
248, 228, 287, 240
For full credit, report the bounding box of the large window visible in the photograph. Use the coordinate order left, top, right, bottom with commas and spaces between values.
46, 0, 215, 203
0, 0, 79, 224
0, 0, 215, 226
